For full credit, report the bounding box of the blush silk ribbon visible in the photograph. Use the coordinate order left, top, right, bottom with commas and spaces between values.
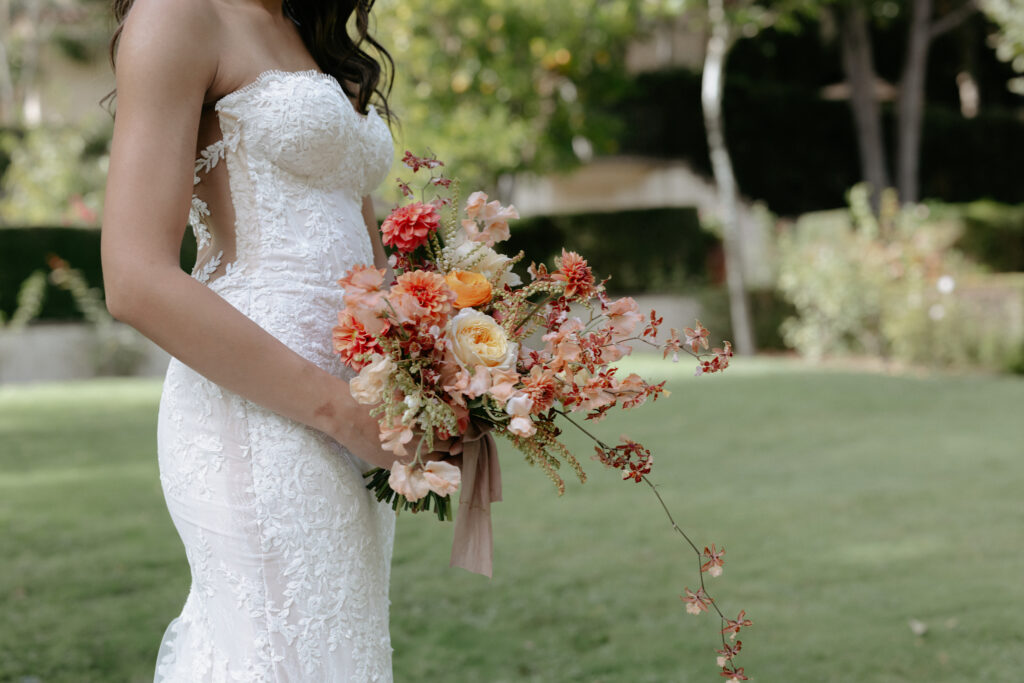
449, 420, 503, 577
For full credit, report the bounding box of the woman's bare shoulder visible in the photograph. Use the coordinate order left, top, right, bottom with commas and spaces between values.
117, 0, 220, 80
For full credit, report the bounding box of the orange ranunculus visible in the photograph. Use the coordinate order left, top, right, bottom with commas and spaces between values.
443, 270, 493, 309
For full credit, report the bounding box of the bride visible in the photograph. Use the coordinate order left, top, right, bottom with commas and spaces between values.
100, 0, 436, 679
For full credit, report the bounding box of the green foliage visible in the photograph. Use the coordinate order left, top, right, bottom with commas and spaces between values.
0, 270, 47, 330
47, 256, 146, 375
0, 123, 111, 227
982, 0, 1024, 94
777, 185, 983, 367
948, 199, 1024, 272
375, 0, 642, 195
0, 227, 105, 321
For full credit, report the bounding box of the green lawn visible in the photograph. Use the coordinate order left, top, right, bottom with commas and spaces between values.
1, 359, 1022, 682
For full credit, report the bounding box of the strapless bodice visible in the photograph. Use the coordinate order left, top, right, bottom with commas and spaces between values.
184, 69, 393, 374
188, 69, 393, 290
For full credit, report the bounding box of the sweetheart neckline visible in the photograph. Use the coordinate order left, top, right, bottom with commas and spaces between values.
213, 69, 377, 122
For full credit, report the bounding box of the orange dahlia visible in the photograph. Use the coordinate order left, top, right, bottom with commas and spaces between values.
387, 270, 457, 327
381, 201, 440, 253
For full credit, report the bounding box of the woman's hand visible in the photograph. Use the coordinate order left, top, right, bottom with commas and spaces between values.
324, 398, 456, 472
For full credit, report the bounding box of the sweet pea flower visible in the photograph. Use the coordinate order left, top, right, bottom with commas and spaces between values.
505, 393, 536, 437
349, 354, 394, 405
487, 368, 520, 403
421, 459, 461, 497
388, 461, 430, 501
379, 421, 414, 456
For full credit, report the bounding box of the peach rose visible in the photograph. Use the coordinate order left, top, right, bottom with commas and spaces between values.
444, 270, 493, 309
447, 308, 517, 373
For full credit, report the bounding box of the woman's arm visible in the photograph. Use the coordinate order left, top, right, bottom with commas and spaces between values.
101, 0, 401, 469
362, 195, 390, 272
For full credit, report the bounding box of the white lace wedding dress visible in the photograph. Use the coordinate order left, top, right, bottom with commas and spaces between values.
155, 70, 396, 682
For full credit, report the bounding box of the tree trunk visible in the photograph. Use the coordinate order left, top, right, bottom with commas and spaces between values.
0, 0, 14, 125
839, 3, 890, 210
897, 0, 933, 204
897, 0, 979, 204
18, 0, 44, 125
702, 0, 755, 355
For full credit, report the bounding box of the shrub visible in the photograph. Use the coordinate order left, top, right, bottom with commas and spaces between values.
0, 124, 110, 227
777, 185, 988, 368
953, 200, 1024, 272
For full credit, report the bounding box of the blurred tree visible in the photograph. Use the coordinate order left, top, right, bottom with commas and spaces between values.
0, 0, 109, 126
895, 0, 979, 204
375, 0, 642, 196
827, 1, 979, 206
981, 0, 1024, 94
641, 0, 818, 355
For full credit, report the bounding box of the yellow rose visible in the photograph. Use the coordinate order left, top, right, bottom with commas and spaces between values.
444, 270, 493, 309
447, 308, 517, 372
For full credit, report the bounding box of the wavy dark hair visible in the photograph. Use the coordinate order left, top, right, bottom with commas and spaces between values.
107, 0, 395, 123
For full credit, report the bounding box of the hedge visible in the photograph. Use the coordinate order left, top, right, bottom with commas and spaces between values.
0, 227, 196, 321
617, 69, 1024, 215
2, 210, 718, 322
505, 207, 719, 294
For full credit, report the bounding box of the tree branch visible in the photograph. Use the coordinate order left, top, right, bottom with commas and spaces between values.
929, 0, 978, 39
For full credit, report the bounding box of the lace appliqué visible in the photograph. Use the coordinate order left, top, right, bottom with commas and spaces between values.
189, 128, 240, 281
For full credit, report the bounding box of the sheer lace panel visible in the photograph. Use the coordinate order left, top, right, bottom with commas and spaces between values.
190, 123, 240, 286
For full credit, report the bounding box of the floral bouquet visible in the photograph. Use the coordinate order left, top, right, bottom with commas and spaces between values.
332, 152, 750, 680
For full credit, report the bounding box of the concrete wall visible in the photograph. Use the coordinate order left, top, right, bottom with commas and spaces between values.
0, 294, 702, 385
0, 323, 169, 385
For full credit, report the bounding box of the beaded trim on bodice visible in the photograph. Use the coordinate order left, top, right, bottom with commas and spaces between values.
187, 69, 392, 286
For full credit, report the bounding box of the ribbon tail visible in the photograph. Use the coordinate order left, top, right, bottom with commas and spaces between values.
450, 429, 502, 577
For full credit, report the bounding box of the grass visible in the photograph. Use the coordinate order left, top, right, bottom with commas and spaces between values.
1, 359, 1022, 682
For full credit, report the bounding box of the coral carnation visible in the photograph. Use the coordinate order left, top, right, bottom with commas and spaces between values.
520, 365, 557, 414
388, 270, 457, 327
332, 310, 384, 370
553, 249, 595, 299
337, 264, 387, 310
381, 201, 440, 253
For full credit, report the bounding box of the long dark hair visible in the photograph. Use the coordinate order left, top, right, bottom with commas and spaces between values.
108, 0, 395, 122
